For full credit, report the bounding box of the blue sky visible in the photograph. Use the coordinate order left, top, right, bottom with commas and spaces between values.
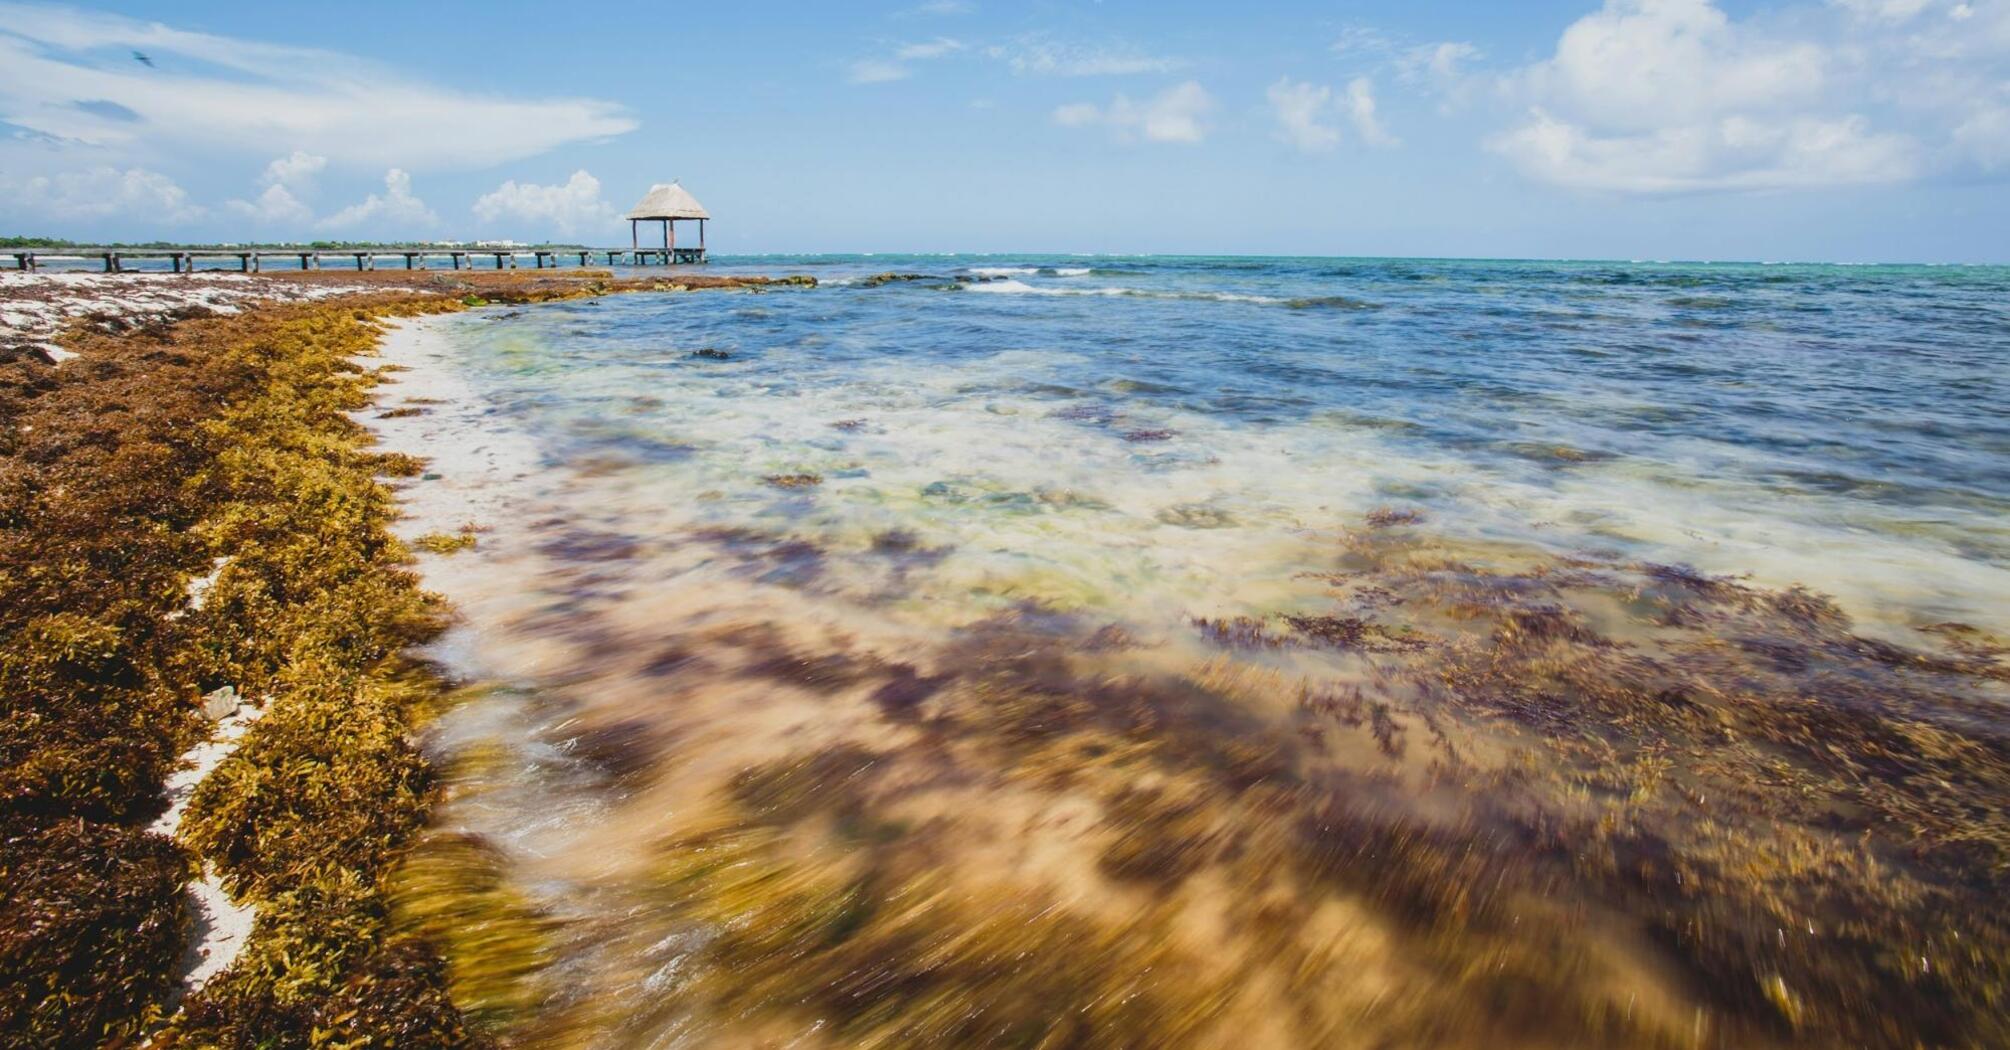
2, 0, 2006, 261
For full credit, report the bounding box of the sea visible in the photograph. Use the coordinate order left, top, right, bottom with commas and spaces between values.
371, 255, 2010, 1047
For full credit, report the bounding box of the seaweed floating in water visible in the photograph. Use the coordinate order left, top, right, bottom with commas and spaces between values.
1364, 506, 1425, 527
414, 525, 482, 555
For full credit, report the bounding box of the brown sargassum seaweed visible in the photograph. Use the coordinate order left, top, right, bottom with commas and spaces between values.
409, 521, 2009, 1047
0, 271, 810, 1047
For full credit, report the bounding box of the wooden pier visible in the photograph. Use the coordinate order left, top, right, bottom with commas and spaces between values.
8, 246, 708, 273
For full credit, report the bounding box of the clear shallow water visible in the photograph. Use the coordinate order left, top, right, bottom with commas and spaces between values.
379, 257, 2010, 1049
464, 255, 2010, 634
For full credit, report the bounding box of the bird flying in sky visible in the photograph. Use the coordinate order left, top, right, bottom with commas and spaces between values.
131, 50, 154, 67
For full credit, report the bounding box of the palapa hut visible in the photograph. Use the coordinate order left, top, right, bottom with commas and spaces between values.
625, 181, 710, 262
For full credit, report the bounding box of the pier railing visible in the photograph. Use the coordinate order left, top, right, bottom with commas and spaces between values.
9, 246, 708, 273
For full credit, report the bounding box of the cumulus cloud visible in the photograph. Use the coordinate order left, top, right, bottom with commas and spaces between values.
319, 168, 437, 230
222, 149, 327, 224
1268, 79, 1341, 152
226, 183, 312, 224
472, 170, 617, 237
1053, 80, 1214, 143
0, 3, 635, 171
0, 165, 204, 222
261, 150, 328, 190
1489, 0, 1923, 192
1494, 107, 1917, 192
1266, 77, 1396, 152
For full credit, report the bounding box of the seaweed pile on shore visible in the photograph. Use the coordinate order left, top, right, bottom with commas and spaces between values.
0, 271, 810, 1046
0, 293, 476, 1045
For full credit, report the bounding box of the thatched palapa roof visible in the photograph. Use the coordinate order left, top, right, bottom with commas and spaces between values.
624, 182, 711, 220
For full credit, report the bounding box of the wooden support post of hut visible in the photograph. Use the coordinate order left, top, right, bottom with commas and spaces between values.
624, 181, 711, 264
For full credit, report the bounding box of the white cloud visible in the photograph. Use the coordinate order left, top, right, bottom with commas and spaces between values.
1492, 107, 1916, 191
226, 182, 311, 224
472, 170, 616, 237
1489, 0, 1925, 192
1054, 80, 1214, 144
847, 36, 965, 83
222, 150, 327, 224
1006, 39, 1183, 76
1345, 77, 1398, 148
261, 150, 327, 190
1399, 41, 1483, 85
1330, 25, 1398, 59
1266, 77, 1396, 152
1267, 79, 1341, 152
0, 3, 635, 171
1, 165, 204, 222
1329, 24, 1483, 110
319, 168, 437, 230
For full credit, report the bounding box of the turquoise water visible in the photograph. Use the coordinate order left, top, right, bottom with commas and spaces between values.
450, 254, 2010, 634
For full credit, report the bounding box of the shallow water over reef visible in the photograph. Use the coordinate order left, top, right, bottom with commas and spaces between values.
374, 257, 2010, 1049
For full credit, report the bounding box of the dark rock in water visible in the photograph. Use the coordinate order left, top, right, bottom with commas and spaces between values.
691, 348, 732, 360
858, 272, 934, 287
764, 473, 823, 489
1122, 428, 1177, 443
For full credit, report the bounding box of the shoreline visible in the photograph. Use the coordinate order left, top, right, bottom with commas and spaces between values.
4, 269, 2007, 1048
353, 290, 2010, 1047
0, 270, 811, 1047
